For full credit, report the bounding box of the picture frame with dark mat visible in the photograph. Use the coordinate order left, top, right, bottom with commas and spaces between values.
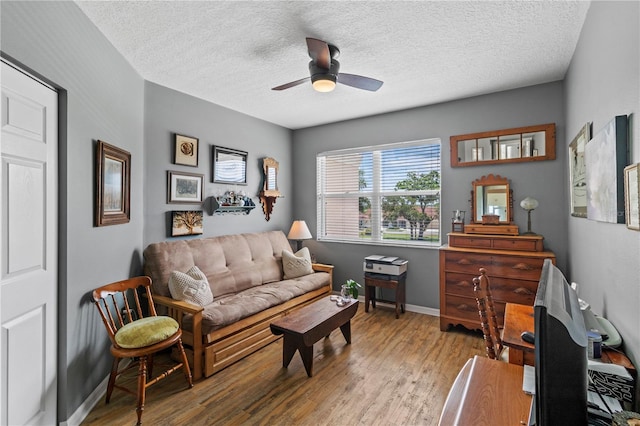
167, 170, 204, 204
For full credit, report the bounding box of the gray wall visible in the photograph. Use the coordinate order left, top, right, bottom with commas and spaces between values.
1, 1, 145, 421
143, 82, 293, 246
564, 1, 640, 370
292, 82, 566, 308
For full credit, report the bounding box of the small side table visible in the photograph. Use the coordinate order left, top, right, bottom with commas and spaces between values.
364, 273, 406, 319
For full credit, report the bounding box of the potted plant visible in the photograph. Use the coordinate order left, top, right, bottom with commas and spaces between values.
343, 279, 362, 299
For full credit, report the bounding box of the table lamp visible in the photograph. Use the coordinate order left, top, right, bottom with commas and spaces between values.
287, 220, 312, 251
520, 197, 539, 235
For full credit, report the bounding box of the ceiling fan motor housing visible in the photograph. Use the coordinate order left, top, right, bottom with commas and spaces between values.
309, 59, 340, 84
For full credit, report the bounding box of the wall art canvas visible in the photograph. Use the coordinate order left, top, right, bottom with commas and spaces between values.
585, 115, 628, 223
569, 123, 590, 217
171, 210, 203, 236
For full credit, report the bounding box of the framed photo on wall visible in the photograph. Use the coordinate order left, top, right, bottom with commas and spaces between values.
212, 146, 247, 184
569, 123, 589, 218
95, 140, 131, 226
174, 133, 199, 167
624, 163, 639, 230
171, 210, 203, 236
167, 170, 204, 204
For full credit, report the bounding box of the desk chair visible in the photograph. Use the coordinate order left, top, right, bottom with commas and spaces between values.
93, 276, 193, 425
473, 268, 508, 362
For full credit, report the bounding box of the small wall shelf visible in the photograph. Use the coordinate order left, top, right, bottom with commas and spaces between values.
209, 196, 256, 215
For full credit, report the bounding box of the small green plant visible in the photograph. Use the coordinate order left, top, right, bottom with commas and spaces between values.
344, 279, 362, 299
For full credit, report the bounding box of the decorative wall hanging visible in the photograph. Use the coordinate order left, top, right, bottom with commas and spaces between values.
624, 163, 639, 230
167, 170, 204, 204
569, 123, 590, 218
95, 140, 131, 226
171, 211, 203, 236
259, 157, 281, 221
212, 146, 247, 184
585, 115, 628, 223
174, 134, 199, 167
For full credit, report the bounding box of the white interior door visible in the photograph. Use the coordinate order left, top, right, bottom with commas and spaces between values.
1, 60, 58, 425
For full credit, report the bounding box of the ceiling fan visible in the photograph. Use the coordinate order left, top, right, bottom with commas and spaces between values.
272, 38, 383, 93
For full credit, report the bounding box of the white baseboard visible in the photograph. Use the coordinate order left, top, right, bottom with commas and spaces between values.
365, 298, 439, 317
60, 373, 109, 426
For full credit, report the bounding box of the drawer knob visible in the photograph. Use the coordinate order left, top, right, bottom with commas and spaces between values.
512, 262, 534, 271
456, 258, 473, 265
456, 280, 472, 288
514, 287, 534, 295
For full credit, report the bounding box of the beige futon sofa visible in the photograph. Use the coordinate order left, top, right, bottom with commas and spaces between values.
143, 230, 333, 380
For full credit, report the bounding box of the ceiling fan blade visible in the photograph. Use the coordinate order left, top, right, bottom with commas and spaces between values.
306, 38, 331, 69
271, 77, 310, 91
337, 73, 384, 92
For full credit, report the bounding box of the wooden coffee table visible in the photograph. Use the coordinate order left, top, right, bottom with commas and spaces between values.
270, 297, 358, 377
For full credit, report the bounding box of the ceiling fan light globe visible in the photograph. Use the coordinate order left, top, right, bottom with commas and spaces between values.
312, 76, 336, 92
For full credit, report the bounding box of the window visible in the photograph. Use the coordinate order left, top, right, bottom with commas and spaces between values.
317, 139, 441, 246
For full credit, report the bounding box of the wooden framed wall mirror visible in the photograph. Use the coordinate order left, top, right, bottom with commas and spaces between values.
465, 174, 519, 235
450, 123, 556, 167
259, 157, 281, 221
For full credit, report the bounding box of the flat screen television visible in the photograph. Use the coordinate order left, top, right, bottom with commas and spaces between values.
533, 259, 588, 425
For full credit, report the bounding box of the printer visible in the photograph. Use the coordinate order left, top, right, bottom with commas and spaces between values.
363, 255, 408, 276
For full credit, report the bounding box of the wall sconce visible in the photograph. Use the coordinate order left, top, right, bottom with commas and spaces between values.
287, 220, 312, 251
451, 210, 465, 233
520, 196, 539, 235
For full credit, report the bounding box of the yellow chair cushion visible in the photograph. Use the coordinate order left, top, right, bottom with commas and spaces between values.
115, 316, 179, 349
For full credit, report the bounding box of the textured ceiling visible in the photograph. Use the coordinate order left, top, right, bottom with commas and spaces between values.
75, 1, 590, 130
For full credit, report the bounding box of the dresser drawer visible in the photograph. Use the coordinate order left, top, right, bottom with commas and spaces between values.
443, 251, 492, 274
488, 276, 538, 305
442, 272, 475, 297
444, 295, 505, 326
490, 256, 547, 281
448, 235, 493, 249
492, 238, 541, 252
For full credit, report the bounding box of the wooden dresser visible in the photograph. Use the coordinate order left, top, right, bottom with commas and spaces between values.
439, 232, 555, 332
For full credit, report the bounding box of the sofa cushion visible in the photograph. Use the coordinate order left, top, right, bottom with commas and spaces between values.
282, 247, 314, 279
143, 231, 292, 298
183, 271, 331, 334
168, 266, 213, 306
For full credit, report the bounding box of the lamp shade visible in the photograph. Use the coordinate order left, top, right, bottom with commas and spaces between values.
287, 220, 312, 240
520, 197, 539, 211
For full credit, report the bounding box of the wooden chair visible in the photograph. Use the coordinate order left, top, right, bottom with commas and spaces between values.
93, 276, 193, 425
472, 268, 508, 361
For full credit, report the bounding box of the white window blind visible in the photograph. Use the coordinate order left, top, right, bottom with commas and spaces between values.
317, 139, 441, 246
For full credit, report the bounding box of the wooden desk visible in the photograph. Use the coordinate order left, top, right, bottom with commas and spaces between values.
439, 355, 532, 426
503, 303, 637, 380
502, 302, 536, 366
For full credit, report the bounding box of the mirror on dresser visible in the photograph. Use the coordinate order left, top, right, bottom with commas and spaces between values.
466, 174, 518, 235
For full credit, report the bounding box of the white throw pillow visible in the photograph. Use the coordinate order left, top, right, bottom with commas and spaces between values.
282, 247, 314, 279
168, 265, 213, 306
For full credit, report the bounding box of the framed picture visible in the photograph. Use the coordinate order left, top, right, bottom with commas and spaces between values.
624, 163, 639, 230
212, 146, 247, 184
174, 133, 199, 167
585, 115, 628, 223
95, 140, 130, 226
171, 210, 203, 236
569, 123, 590, 217
167, 170, 204, 204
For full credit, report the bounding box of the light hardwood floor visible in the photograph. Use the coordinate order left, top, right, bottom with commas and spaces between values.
82, 303, 485, 426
